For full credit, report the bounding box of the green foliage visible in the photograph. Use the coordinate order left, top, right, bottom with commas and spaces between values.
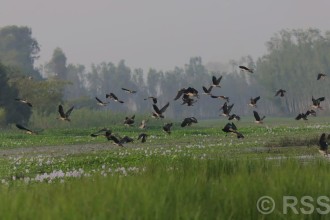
0, 25, 41, 79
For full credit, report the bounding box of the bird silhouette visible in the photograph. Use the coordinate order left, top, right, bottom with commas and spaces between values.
211, 75, 223, 87
253, 111, 265, 124
57, 105, 74, 122
239, 65, 253, 73
249, 96, 260, 107
124, 115, 135, 126
152, 102, 170, 119
220, 102, 234, 117
122, 88, 137, 94
202, 86, 213, 95
16, 124, 37, 135
275, 89, 286, 97
15, 98, 32, 107
163, 123, 173, 134
317, 73, 326, 80
181, 117, 198, 127
311, 96, 325, 109
106, 93, 124, 103
211, 95, 230, 102
95, 97, 109, 106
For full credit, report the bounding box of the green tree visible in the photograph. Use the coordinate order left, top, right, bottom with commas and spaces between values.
0, 25, 41, 79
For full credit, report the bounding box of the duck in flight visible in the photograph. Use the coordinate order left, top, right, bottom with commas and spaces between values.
122, 88, 137, 94
202, 86, 213, 95
317, 73, 326, 80
253, 110, 265, 124
137, 133, 148, 143
124, 115, 135, 126
239, 65, 254, 73
220, 102, 234, 117
15, 98, 32, 107
152, 102, 170, 119
57, 105, 74, 122
95, 97, 109, 106
211, 75, 223, 87
106, 93, 124, 103
16, 124, 37, 135
275, 89, 286, 97
249, 96, 260, 107
311, 96, 325, 109
181, 117, 198, 127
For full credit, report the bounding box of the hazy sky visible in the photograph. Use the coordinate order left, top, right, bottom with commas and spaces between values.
0, 0, 329, 71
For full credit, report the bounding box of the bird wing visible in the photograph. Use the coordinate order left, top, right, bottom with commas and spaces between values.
295, 114, 302, 120
317, 74, 322, 80
16, 124, 32, 132
253, 111, 260, 121
65, 106, 74, 117
275, 90, 281, 96
181, 118, 189, 127
95, 97, 103, 104
121, 88, 130, 92
190, 117, 198, 123
58, 105, 66, 117
202, 86, 209, 93
152, 104, 161, 114
174, 89, 185, 100
159, 102, 170, 113
318, 97, 325, 102
254, 96, 260, 103
212, 76, 217, 85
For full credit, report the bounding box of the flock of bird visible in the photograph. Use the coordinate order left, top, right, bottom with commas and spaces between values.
14, 66, 328, 151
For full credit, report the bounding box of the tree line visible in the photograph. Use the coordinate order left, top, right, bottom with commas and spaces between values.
0, 25, 330, 126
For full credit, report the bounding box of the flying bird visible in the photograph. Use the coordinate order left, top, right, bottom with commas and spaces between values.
228, 114, 241, 121
295, 110, 316, 120
57, 105, 74, 122
222, 122, 244, 138
317, 73, 326, 80
174, 87, 199, 100
239, 65, 254, 73
152, 102, 170, 119
15, 98, 32, 107
202, 86, 213, 95
275, 89, 286, 97
90, 128, 111, 137
211, 95, 230, 102
181, 95, 197, 106
107, 134, 134, 147
311, 96, 325, 109
95, 97, 109, 106
249, 96, 260, 107
220, 102, 234, 117
122, 88, 137, 94
124, 115, 135, 126
211, 75, 223, 87
163, 123, 173, 134
181, 117, 198, 127
137, 133, 148, 143
253, 111, 265, 124
15, 124, 37, 135
106, 93, 124, 103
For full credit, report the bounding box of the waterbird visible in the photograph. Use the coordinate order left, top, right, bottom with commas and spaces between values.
275, 89, 286, 97
311, 96, 325, 109
106, 93, 124, 103
152, 102, 170, 119
163, 123, 173, 134
57, 105, 74, 122
15, 98, 32, 107
181, 117, 198, 127
202, 86, 213, 95
220, 102, 234, 117
253, 110, 265, 124
124, 115, 135, 126
211, 95, 230, 102
211, 75, 223, 87
95, 97, 109, 106
317, 73, 326, 80
144, 96, 157, 104
122, 88, 137, 94
249, 96, 260, 107
15, 124, 37, 134
239, 65, 253, 73
174, 87, 199, 100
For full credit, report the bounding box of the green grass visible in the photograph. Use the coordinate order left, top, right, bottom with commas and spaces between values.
0, 117, 329, 219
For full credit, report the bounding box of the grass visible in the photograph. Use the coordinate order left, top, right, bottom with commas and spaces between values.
0, 117, 329, 219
